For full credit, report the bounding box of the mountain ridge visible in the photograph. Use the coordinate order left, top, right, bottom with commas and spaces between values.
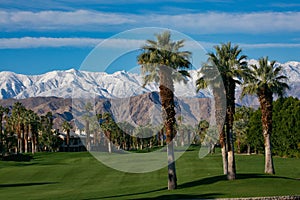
1, 60, 299, 103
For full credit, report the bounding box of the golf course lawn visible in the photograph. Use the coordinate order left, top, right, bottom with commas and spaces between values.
0, 147, 299, 200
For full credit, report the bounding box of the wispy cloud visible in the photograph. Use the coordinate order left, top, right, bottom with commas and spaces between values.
0, 10, 135, 31
1, 10, 300, 34
1, 37, 300, 50
0, 37, 146, 49
271, 3, 300, 8
240, 43, 300, 48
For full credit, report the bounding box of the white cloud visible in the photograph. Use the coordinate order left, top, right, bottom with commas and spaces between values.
240, 43, 300, 48
0, 37, 147, 49
0, 10, 135, 31
0, 10, 300, 34
271, 3, 300, 8
1, 37, 299, 50
0, 37, 101, 48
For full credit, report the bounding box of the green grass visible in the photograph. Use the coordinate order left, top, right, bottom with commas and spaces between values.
0, 147, 299, 200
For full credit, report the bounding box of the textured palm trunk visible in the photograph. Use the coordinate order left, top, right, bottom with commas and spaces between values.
220, 129, 228, 175
226, 80, 236, 180
181, 131, 184, 147
66, 131, 70, 152
213, 88, 227, 175
31, 135, 35, 154
24, 126, 28, 153
247, 144, 251, 155
159, 66, 177, 190
226, 129, 236, 180
34, 133, 38, 153
237, 135, 241, 154
106, 131, 112, 153
160, 128, 164, 146
258, 90, 275, 175
17, 122, 22, 153
86, 120, 90, 151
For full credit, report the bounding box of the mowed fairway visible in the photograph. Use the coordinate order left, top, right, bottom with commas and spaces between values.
0, 148, 299, 200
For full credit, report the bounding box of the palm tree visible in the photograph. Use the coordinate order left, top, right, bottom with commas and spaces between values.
98, 113, 115, 153
137, 31, 192, 190
62, 121, 73, 152
196, 42, 247, 180
241, 57, 289, 174
0, 105, 9, 155
27, 110, 40, 154
177, 116, 185, 147
84, 102, 93, 151
11, 102, 26, 153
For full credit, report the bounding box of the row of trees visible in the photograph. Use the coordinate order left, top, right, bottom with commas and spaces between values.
80, 111, 200, 154
0, 31, 293, 191
196, 44, 289, 177
0, 103, 62, 155
137, 31, 290, 189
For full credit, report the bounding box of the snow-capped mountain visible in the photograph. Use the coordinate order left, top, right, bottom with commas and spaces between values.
0, 61, 299, 101
0, 69, 207, 99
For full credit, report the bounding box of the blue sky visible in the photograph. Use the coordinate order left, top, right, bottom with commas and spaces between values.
0, 0, 300, 74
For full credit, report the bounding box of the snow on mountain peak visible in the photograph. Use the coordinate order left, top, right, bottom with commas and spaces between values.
0, 60, 299, 100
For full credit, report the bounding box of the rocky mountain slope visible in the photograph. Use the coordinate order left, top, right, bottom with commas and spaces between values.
0, 60, 299, 102
0, 60, 299, 129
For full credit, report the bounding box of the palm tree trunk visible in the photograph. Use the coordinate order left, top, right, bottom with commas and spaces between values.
214, 88, 228, 175
160, 128, 164, 146
159, 66, 177, 190
226, 81, 236, 180
86, 120, 90, 151
24, 126, 28, 153
247, 144, 251, 155
264, 133, 274, 174
167, 141, 177, 190
67, 131, 70, 152
220, 129, 228, 175
32, 135, 35, 154
259, 92, 275, 174
106, 131, 112, 153
237, 134, 241, 154
226, 127, 236, 180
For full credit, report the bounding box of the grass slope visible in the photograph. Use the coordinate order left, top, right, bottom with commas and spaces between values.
0, 147, 299, 200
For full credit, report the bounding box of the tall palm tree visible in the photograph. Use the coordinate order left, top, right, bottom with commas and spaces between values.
23, 110, 29, 153
98, 113, 115, 153
137, 31, 192, 190
84, 102, 93, 151
0, 105, 9, 155
11, 102, 26, 153
27, 110, 39, 154
177, 116, 185, 147
196, 65, 227, 173
241, 57, 289, 174
196, 42, 247, 180
62, 121, 73, 152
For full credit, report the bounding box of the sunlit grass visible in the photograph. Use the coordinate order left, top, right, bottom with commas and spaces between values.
0, 147, 299, 199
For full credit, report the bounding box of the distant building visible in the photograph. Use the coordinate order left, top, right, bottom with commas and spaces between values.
58, 130, 87, 152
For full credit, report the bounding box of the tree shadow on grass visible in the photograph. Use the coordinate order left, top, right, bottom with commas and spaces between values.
0, 182, 58, 188
84, 187, 222, 200
178, 175, 226, 189
84, 174, 297, 200
84, 187, 167, 200
237, 173, 297, 181
178, 173, 298, 190
132, 193, 223, 200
